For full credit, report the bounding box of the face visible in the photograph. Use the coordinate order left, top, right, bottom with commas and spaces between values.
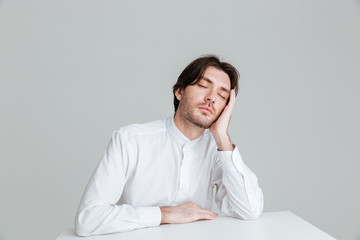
175, 66, 231, 129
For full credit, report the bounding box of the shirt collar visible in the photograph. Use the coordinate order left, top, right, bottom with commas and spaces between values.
166, 114, 210, 146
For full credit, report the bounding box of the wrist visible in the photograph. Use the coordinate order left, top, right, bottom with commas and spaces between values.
212, 134, 233, 151
160, 207, 169, 224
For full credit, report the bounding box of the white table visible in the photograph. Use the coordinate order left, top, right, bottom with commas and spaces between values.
57, 211, 336, 240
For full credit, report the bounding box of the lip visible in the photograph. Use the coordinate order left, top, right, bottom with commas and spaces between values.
199, 106, 213, 114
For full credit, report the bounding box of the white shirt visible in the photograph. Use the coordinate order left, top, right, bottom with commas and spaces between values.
75, 116, 264, 236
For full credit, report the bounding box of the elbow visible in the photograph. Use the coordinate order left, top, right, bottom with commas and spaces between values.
75, 209, 97, 237
232, 207, 263, 220
243, 198, 264, 220
241, 208, 263, 220
242, 191, 264, 220
230, 197, 264, 220
75, 219, 93, 237
75, 225, 92, 237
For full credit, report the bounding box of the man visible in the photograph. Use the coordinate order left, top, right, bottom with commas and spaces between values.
75, 55, 264, 237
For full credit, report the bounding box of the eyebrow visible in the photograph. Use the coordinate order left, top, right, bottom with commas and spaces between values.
201, 77, 230, 93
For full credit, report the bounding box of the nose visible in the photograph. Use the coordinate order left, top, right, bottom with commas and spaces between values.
206, 96, 215, 102
205, 90, 216, 104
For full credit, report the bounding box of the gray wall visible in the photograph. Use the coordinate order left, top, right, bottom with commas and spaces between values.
0, 0, 359, 239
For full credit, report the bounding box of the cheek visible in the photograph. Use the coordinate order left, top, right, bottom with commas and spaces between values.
215, 101, 227, 113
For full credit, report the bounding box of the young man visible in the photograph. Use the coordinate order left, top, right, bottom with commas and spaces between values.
75, 55, 264, 237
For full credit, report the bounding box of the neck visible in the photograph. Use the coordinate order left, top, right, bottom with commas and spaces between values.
173, 112, 205, 141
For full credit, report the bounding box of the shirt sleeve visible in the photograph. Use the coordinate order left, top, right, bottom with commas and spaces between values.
211, 145, 264, 220
75, 131, 161, 237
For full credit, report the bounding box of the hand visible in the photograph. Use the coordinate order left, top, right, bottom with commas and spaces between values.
160, 202, 218, 224
209, 89, 236, 151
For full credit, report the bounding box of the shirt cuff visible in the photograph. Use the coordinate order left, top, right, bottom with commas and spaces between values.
138, 206, 161, 228
217, 145, 247, 173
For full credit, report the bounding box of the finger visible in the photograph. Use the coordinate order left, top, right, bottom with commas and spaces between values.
196, 212, 218, 220
221, 89, 235, 118
199, 208, 218, 217
228, 89, 236, 109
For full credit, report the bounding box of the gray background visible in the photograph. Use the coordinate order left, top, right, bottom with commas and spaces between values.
0, 0, 359, 240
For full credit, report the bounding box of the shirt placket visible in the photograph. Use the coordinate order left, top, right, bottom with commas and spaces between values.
174, 142, 192, 204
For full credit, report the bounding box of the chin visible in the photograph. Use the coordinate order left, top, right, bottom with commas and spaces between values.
192, 116, 215, 129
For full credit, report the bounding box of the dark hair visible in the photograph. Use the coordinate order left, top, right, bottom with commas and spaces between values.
172, 55, 239, 112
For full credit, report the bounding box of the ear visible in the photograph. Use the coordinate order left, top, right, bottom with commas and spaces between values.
175, 88, 184, 101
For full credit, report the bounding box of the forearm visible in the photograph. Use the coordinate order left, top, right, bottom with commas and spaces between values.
214, 147, 264, 220
75, 203, 161, 236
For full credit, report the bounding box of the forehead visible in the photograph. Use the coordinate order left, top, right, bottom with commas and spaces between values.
201, 66, 231, 90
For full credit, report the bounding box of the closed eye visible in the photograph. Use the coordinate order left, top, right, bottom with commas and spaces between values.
218, 93, 226, 100
197, 83, 207, 88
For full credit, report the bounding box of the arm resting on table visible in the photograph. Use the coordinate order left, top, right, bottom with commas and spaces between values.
212, 146, 264, 220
